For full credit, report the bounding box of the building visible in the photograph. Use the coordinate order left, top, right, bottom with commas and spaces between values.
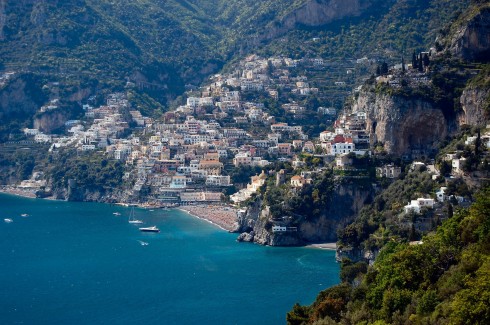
290, 175, 306, 188
233, 152, 252, 167
376, 164, 402, 178
404, 198, 435, 214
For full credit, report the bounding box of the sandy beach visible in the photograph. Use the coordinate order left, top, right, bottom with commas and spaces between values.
179, 205, 238, 232
306, 243, 337, 250
0, 186, 37, 199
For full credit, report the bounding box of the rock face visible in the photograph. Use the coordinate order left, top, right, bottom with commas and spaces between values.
448, 6, 490, 62
236, 184, 372, 246
354, 89, 447, 157
459, 86, 489, 126
33, 110, 70, 133
0, 75, 46, 120
259, 0, 375, 41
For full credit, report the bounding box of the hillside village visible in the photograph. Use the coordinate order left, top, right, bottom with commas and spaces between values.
5, 51, 490, 236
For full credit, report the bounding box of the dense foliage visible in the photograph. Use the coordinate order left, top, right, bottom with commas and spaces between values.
263, 169, 335, 220
48, 149, 125, 194
287, 187, 490, 325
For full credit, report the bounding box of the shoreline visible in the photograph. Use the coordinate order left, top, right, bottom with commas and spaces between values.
178, 205, 238, 232
0, 187, 38, 199
305, 242, 337, 250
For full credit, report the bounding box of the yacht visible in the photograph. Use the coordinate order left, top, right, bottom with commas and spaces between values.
4, 218, 13, 223
139, 226, 160, 233
128, 207, 143, 224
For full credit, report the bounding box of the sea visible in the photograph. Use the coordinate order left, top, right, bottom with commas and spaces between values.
0, 193, 339, 325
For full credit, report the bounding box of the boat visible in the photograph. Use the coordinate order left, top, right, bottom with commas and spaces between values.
4, 218, 13, 223
137, 240, 149, 246
20, 213, 29, 217
113, 212, 121, 216
128, 207, 143, 224
139, 226, 160, 233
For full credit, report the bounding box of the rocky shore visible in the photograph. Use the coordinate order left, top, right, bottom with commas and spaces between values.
0, 186, 37, 198
178, 205, 238, 232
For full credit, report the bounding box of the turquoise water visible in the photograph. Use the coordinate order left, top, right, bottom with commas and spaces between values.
0, 194, 339, 325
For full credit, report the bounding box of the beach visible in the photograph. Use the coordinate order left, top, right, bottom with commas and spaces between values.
306, 243, 337, 250
0, 186, 37, 198
179, 205, 238, 232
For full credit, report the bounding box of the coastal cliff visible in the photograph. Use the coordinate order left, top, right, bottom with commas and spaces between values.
353, 89, 447, 157
237, 183, 373, 246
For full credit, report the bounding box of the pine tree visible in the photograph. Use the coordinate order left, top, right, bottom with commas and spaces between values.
423, 53, 430, 67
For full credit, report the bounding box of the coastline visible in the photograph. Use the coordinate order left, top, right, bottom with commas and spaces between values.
0, 186, 37, 199
305, 243, 338, 250
178, 205, 238, 232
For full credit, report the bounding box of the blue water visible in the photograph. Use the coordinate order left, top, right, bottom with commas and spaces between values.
0, 194, 339, 325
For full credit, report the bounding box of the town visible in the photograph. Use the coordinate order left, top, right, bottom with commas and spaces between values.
6, 52, 489, 231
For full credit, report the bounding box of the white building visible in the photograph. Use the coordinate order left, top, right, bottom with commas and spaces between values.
404, 198, 435, 214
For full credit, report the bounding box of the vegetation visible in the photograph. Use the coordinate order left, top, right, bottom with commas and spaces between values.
287, 187, 490, 324
262, 169, 335, 220
48, 149, 125, 194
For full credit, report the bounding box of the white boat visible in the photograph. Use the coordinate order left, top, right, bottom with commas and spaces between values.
113, 212, 121, 216
128, 207, 143, 224
4, 218, 13, 223
139, 226, 160, 233
137, 240, 149, 246
20, 213, 29, 217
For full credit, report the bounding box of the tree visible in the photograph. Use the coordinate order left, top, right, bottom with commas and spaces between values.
381, 62, 389, 75
412, 51, 418, 70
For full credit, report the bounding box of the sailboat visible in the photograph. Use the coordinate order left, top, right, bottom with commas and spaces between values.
128, 207, 143, 224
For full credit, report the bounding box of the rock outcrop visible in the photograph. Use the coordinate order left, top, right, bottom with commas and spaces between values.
236, 184, 372, 246
259, 0, 376, 42
448, 6, 490, 62
0, 75, 46, 119
353, 89, 447, 157
459, 86, 489, 126
33, 109, 70, 133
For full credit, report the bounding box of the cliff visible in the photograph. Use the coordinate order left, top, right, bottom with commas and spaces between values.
236, 183, 372, 246
353, 88, 448, 157
0, 74, 46, 120
33, 109, 70, 133
447, 5, 490, 62
259, 0, 376, 41
459, 85, 489, 126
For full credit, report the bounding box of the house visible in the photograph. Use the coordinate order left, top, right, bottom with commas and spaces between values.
233, 152, 252, 167
272, 226, 287, 232
452, 157, 467, 174
198, 160, 223, 175
404, 198, 435, 214
436, 187, 447, 202
170, 175, 187, 188
376, 164, 402, 178
271, 123, 290, 133
336, 154, 353, 168
302, 141, 315, 153
290, 175, 306, 188
206, 175, 231, 186
277, 143, 292, 156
